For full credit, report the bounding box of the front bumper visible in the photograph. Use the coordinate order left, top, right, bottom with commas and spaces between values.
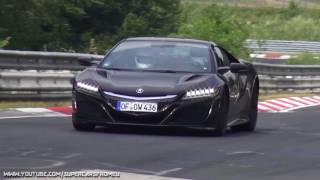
73, 90, 222, 128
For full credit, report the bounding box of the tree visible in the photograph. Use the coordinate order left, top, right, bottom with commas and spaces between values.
285, 0, 299, 18
91, 0, 181, 52
0, 0, 73, 51
0, 37, 10, 48
0, 0, 181, 53
177, 4, 249, 57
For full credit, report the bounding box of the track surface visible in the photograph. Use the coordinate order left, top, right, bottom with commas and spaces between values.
1, 107, 320, 180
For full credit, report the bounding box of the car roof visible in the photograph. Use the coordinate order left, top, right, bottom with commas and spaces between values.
125, 37, 216, 46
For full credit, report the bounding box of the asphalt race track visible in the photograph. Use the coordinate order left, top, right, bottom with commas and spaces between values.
1, 106, 320, 180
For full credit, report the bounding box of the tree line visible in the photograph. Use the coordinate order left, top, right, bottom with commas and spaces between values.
1, 0, 317, 59
0, 0, 180, 53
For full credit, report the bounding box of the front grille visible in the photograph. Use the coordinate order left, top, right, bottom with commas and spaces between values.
103, 91, 177, 101
75, 92, 112, 122
169, 100, 212, 124
76, 90, 215, 126
105, 103, 173, 124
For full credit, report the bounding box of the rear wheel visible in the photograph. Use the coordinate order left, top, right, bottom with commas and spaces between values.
72, 116, 95, 131
231, 85, 258, 132
212, 92, 229, 136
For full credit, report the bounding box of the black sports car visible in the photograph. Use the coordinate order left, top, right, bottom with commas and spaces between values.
72, 37, 259, 136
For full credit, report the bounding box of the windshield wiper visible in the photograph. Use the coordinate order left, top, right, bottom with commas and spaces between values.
103, 67, 126, 71
143, 69, 192, 73
156, 70, 177, 73
102, 68, 189, 73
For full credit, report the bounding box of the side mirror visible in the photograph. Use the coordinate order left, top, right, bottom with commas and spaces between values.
217, 66, 230, 74
230, 63, 247, 73
77, 57, 100, 66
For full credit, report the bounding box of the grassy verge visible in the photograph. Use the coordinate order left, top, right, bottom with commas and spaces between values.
184, 0, 320, 9
179, 1, 320, 58
0, 101, 71, 110
285, 52, 320, 65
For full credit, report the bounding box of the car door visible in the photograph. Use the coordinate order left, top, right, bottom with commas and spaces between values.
213, 46, 240, 120
223, 48, 250, 117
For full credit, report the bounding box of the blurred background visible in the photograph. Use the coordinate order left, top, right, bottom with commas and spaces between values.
1, 0, 320, 107
1, 0, 320, 63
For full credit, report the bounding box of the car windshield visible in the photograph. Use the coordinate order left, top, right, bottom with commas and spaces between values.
100, 40, 212, 73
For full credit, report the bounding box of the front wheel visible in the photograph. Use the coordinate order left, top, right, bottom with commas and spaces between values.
212, 92, 229, 136
72, 116, 95, 131
231, 86, 258, 132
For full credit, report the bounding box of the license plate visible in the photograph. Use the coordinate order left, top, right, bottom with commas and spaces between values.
116, 101, 158, 112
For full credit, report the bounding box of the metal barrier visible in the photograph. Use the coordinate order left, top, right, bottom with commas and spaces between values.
254, 63, 320, 76
245, 39, 320, 54
0, 50, 103, 70
0, 50, 319, 99
253, 62, 320, 93
0, 70, 75, 99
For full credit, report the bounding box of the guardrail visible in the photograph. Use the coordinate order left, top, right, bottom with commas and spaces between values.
0, 50, 103, 70
0, 50, 319, 99
245, 39, 320, 54
0, 70, 74, 99
0, 50, 102, 99
254, 63, 320, 93
253, 62, 320, 76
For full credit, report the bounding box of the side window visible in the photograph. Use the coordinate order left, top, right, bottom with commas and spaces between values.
224, 50, 239, 64
211, 45, 223, 67
227, 53, 239, 63
214, 47, 230, 66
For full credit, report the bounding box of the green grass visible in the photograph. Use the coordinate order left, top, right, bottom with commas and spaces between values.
0, 101, 71, 110
286, 53, 320, 65
183, 0, 320, 9
178, 1, 320, 58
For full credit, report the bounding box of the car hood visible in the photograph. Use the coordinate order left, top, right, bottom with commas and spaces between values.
77, 68, 224, 97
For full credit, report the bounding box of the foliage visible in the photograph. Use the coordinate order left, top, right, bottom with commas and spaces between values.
176, 4, 249, 57
0, 0, 180, 53
250, 15, 320, 41
2, 0, 320, 60
286, 0, 299, 17
177, 1, 320, 58
0, 37, 10, 48
88, 38, 98, 54
286, 53, 320, 65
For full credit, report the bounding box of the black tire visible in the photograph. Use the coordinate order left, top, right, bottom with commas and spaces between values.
212, 92, 229, 136
231, 85, 258, 132
72, 116, 95, 131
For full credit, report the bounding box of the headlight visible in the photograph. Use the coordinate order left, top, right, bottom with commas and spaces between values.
76, 81, 99, 92
183, 87, 217, 99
